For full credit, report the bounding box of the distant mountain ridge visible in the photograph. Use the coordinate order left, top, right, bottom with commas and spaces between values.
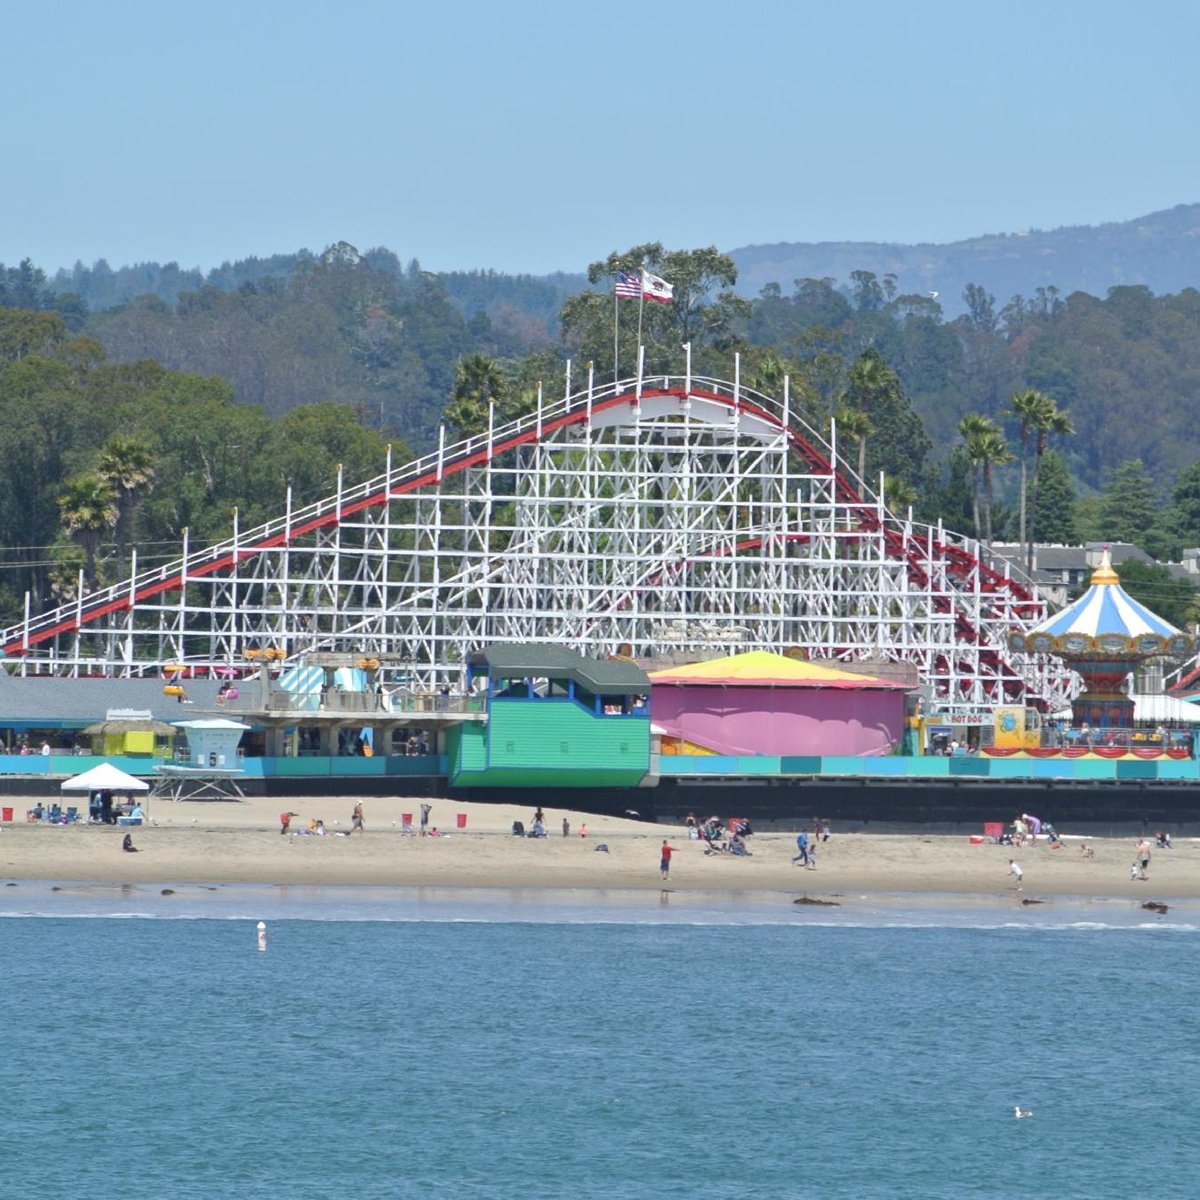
729, 203, 1200, 313
36, 202, 1200, 321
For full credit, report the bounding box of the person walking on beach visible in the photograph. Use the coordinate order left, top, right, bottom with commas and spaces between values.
660, 840, 677, 880
420, 803, 431, 836
350, 801, 364, 834
1135, 838, 1151, 880
1009, 859, 1023, 890
792, 831, 810, 867
562, 817, 570, 837
280, 810, 298, 835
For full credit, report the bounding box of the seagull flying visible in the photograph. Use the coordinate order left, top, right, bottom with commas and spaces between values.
1014, 1106, 1034, 1119
928, 291, 939, 300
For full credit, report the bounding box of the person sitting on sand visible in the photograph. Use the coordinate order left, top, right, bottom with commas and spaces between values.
428, 826, 441, 838
122, 833, 138, 852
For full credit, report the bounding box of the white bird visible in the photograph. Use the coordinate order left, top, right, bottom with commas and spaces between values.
928, 290, 939, 300
1014, 1106, 1034, 1119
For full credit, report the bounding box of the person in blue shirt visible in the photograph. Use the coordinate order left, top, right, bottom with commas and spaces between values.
792, 831, 809, 866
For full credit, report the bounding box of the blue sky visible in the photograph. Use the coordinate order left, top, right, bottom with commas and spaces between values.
6, 0, 1200, 276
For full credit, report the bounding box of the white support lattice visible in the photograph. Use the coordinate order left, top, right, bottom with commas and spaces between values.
1, 369, 1076, 717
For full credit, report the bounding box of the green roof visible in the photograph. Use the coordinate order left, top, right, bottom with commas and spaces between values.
467, 644, 648, 695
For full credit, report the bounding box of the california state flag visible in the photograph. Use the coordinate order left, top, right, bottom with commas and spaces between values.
641, 270, 673, 304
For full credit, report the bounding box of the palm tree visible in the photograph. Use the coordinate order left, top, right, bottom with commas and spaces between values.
1027, 404, 1074, 565
58, 473, 118, 589
1004, 389, 1052, 564
957, 413, 996, 537
96, 436, 155, 561
975, 429, 1015, 544
833, 407, 872, 483
446, 354, 508, 438
883, 475, 918, 514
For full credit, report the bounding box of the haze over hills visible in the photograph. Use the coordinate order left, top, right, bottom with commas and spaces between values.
729, 204, 1200, 311
31, 202, 1200, 320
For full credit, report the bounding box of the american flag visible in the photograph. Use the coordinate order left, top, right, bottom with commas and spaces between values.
614, 270, 641, 298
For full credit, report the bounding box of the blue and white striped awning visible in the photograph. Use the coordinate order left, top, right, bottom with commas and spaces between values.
1032, 551, 1179, 639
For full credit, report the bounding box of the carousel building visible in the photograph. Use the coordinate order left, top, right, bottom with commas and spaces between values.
1008, 550, 1197, 729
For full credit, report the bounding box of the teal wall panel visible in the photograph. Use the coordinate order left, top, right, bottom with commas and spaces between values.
780, 756, 822, 775
1116, 761, 1158, 780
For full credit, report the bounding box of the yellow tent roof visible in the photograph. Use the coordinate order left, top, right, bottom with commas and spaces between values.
647, 650, 907, 689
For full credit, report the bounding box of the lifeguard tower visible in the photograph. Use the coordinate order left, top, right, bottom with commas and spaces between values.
153, 718, 250, 800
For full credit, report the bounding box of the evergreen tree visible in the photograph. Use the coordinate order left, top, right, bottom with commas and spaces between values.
1031, 450, 1077, 544
1098, 459, 1159, 546
1165, 461, 1200, 549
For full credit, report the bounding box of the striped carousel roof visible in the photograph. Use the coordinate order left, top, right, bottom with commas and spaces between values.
1032, 550, 1179, 639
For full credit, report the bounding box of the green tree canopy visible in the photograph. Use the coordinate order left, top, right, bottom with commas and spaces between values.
1031, 449, 1077, 544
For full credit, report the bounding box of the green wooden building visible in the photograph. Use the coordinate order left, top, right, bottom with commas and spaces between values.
446, 645, 651, 788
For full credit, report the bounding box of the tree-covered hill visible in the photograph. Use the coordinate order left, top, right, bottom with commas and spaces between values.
10, 234, 1200, 606
731, 203, 1200, 317
47, 245, 585, 328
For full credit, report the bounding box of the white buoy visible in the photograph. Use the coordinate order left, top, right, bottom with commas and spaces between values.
257, 921, 267, 952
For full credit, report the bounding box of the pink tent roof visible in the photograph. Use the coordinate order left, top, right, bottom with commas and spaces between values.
647, 650, 909, 690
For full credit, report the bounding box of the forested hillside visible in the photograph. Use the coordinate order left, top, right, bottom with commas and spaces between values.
5, 239, 1200, 628
732, 203, 1200, 316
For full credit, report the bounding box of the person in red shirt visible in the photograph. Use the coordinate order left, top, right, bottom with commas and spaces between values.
280, 810, 298, 835
660, 839, 677, 880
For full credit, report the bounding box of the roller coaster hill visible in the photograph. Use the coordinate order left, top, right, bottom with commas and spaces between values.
8, 354, 1188, 825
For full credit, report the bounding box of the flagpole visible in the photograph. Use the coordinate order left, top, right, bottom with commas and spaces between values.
613, 284, 619, 386
636, 266, 645, 358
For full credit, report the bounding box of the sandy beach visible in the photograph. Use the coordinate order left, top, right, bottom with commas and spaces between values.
1, 794, 1196, 900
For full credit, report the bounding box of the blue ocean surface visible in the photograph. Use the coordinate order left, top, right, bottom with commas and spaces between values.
2, 885, 1196, 1199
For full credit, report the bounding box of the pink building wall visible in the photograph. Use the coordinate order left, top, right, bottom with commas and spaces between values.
651, 684, 904, 757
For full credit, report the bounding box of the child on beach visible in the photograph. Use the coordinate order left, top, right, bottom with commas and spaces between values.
1009, 860, 1023, 889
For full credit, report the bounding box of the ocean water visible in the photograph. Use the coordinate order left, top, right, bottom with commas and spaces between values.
2, 886, 1197, 1199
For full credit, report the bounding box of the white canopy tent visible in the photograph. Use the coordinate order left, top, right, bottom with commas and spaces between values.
60, 762, 150, 793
